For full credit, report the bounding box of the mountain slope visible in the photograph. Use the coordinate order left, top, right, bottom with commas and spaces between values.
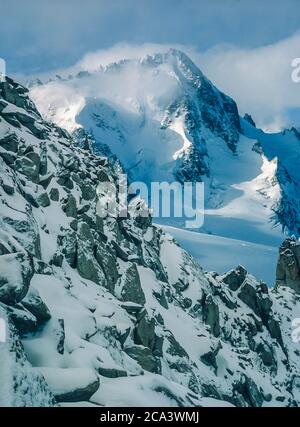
1, 77, 300, 407
162, 226, 278, 285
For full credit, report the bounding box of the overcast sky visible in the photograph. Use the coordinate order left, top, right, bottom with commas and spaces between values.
1, 0, 300, 128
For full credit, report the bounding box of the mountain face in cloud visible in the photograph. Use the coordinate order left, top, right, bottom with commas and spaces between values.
30, 49, 241, 184
30, 48, 300, 258
196, 32, 300, 131
2, 1, 300, 132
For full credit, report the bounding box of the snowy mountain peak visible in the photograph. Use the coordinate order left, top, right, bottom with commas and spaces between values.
30, 50, 241, 184
29, 49, 300, 243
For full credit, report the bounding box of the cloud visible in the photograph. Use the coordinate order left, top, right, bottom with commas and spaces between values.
41, 34, 300, 131
193, 32, 300, 130
3, 0, 300, 130
2, 0, 300, 76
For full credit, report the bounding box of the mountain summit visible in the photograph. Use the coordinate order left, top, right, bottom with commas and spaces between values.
30, 49, 241, 184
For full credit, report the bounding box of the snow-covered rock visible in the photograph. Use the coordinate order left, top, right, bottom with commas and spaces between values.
275, 237, 300, 294
0, 252, 34, 305
0, 307, 55, 407
1, 76, 300, 408
35, 367, 99, 403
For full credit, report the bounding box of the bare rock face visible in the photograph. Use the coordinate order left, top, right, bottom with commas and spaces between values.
275, 237, 300, 294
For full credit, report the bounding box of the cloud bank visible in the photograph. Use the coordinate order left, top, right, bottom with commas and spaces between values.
37, 33, 300, 131
1, 0, 300, 76
196, 32, 300, 130
2, 0, 300, 130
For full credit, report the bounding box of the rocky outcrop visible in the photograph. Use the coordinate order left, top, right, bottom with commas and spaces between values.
221, 265, 247, 291
124, 345, 161, 374
202, 293, 220, 337
0, 252, 34, 305
275, 237, 300, 294
35, 368, 99, 403
0, 307, 55, 407
118, 263, 146, 305
1, 77, 300, 408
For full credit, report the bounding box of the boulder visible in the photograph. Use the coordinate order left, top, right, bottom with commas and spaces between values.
120, 302, 144, 315
39, 173, 53, 189
234, 375, 264, 407
76, 246, 104, 285
166, 334, 189, 359
95, 243, 119, 292
60, 230, 77, 268
35, 367, 99, 403
37, 192, 51, 208
222, 265, 247, 291
119, 263, 146, 305
7, 305, 37, 334
49, 188, 59, 202
0, 133, 19, 152
173, 278, 189, 293
57, 170, 74, 190
0, 150, 16, 166
80, 183, 96, 201
0, 252, 33, 305
15, 155, 40, 183
63, 155, 80, 172
0, 240, 10, 255
39, 145, 48, 176
50, 252, 63, 267
237, 279, 258, 313
76, 222, 105, 285
2, 183, 15, 195
200, 341, 222, 374
124, 345, 161, 374
98, 366, 127, 378
22, 287, 51, 323
153, 289, 168, 309
56, 319, 65, 355
267, 317, 284, 348
200, 350, 218, 372
63, 194, 77, 218
134, 311, 156, 349
33, 259, 52, 275
256, 341, 276, 369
